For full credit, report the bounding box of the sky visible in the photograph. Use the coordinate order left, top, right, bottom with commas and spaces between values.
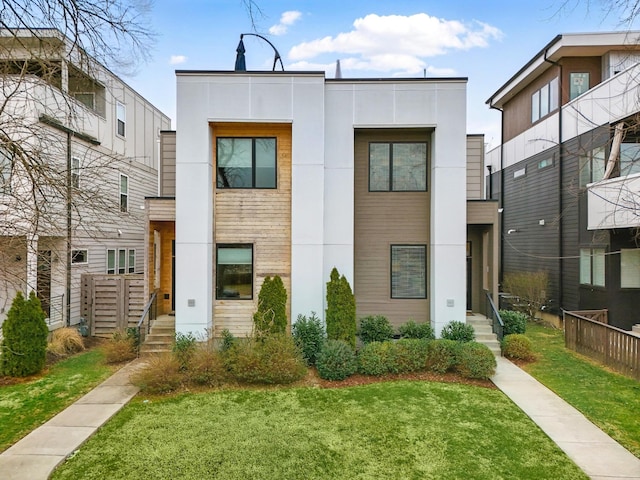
121, 0, 631, 149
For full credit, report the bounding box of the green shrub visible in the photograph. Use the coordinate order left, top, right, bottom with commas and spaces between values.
456, 342, 497, 379
316, 339, 357, 381
173, 332, 197, 369
103, 330, 137, 364
326, 268, 356, 348
253, 275, 288, 337
501, 334, 536, 361
426, 339, 460, 374
358, 315, 394, 344
292, 312, 325, 366
187, 347, 227, 386
131, 353, 184, 394
220, 328, 236, 352
440, 321, 475, 343
398, 320, 435, 340
225, 334, 306, 385
358, 341, 397, 376
394, 338, 430, 373
1, 291, 48, 377
499, 310, 527, 335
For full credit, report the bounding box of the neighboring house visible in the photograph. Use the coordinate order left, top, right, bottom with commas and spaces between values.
486, 32, 640, 330
146, 70, 499, 338
0, 29, 170, 328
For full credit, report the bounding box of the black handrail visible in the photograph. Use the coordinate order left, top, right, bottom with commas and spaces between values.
136, 290, 158, 356
485, 290, 504, 342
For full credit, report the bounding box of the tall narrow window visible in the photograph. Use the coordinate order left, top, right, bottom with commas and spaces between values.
531, 77, 559, 122
216, 138, 276, 188
391, 245, 427, 298
71, 156, 80, 188
118, 249, 126, 274
107, 249, 116, 274
570, 73, 590, 100
620, 249, 640, 288
579, 146, 605, 187
369, 142, 427, 192
120, 174, 128, 212
0, 148, 12, 194
128, 249, 136, 273
580, 248, 605, 287
216, 244, 253, 299
116, 101, 126, 137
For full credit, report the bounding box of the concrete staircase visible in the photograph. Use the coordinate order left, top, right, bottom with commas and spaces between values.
466, 313, 501, 355
139, 315, 175, 356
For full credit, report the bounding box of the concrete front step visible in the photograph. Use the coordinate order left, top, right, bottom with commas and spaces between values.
467, 314, 502, 356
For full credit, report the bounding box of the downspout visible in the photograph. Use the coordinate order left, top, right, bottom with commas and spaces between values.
544, 49, 563, 312
66, 130, 72, 326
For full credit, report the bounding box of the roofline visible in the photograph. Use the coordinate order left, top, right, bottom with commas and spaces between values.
175, 70, 467, 82
176, 70, 326, 75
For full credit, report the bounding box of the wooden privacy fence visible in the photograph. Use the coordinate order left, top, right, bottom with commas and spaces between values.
564, 310, 640, 381
81, 274, 145, 337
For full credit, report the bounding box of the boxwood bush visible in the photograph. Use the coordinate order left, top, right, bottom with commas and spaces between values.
398, 320, 435, 340
426, 339, 460, 374
456, 342, 497, 379
440, 321, 475, 343
501, 333, 536, 361
316, 339, 357, 380
358, 315, 394, 344
292, 312, 325, 366
393, 338, 430, 373
499, 310, 527, 335
357, 341, 398, 375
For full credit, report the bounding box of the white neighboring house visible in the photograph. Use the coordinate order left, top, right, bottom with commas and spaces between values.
0, 29, 170, 329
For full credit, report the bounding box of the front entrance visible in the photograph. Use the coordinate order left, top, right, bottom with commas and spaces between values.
466, 241, 472, 310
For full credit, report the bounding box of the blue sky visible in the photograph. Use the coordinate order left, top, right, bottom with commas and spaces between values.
123, 0, 628, 148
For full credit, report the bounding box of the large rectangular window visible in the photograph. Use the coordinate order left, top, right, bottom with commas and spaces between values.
120, 174, 128, 212
579, 146, 606, 187
391, 245, 427, 298
580, 248, 605, 287
531, 77, 559, 123
216, 138, 276, 189
116, 102, 126, 137
369, 142, 427, 192
216, 244, 253, 299
621, 249, 640, 288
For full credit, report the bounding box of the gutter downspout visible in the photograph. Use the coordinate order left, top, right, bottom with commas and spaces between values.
544, 49, 563, 313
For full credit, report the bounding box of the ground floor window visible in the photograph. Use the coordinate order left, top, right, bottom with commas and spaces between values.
620, 249, 640, 288
391, 245, 426, 298
579, 248, 605, 287
216, 244, 253, 299
106, 248, 136, 274
71, 249, 88, 264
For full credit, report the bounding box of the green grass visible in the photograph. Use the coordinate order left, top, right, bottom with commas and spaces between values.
53, 381, 587, 480
522, 323, 640, 457
0, 349, 114, 452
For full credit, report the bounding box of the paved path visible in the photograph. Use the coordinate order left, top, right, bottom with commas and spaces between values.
492, 356, 640, 480
0, 360, 143, 480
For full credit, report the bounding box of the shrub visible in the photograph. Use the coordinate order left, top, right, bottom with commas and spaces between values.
501, 334, 536, 361
456, 342, 497, 379
292, 312, 325, 366
499, 310, 527, 336
253, 275, 288, 337
47, 327, 85, 357
393, 338, 430, 373
398, 320, 435, 340
173, 332, 197, 369
220, 329, 236, 352
358, 341, 397, 376
426, 339, 460, 374
1, 291, 48, 377
440, 321, 475, 343
131, 353, 184, 394
358, 315, 394, 344
326, 268, 356, 348
103, 330, 137, 364
316, 339, 357, 381
225, 334, 306, 385
187, 347, 227, 386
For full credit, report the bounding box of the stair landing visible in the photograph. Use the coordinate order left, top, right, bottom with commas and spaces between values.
466, 313, 501, 355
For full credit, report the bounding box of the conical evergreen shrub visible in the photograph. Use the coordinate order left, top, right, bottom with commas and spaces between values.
253, 275, 287, 336
325, 267, 356, 348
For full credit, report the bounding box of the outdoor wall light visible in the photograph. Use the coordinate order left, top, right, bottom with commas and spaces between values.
507, 229, 518, 235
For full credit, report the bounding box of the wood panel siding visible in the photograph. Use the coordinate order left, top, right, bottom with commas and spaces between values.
560, 57, 602, 105
148, 221, 175, 315
211, 123, 291, 337
160, 131, 176, 196
354, 129, 430, 327
466, 135, 484, 200
147, 197, 176, 221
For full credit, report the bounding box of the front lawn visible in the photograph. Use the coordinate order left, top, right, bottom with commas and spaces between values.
522, 323, 640, 457
0, 348, 114, 452
52, 381, 587, 479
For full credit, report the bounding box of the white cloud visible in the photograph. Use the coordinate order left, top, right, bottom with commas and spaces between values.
269, 10, 302, 36
169, 55, 187, 65
287, 13, 502, 75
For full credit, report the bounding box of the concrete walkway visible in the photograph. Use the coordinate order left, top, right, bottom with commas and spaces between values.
0, 360, 143, 480
492, 356, 640, 480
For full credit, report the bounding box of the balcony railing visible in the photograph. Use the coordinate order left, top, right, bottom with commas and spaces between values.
588, 172, 640, 230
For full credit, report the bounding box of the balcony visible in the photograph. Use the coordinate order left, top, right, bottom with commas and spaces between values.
588, 172, 640, 229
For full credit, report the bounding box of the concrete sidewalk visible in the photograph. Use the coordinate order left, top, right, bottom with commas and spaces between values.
0, 359, 143, 480
492, 356, 640, 480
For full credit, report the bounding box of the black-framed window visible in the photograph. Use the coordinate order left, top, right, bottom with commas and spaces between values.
216, 244, 253, 299
391, 245, 427, 298
71, 249, 88, 264
216, 138, 276, 189
116, 101, 126, 137
580, 248, 605, 287
369, 142, 427, 192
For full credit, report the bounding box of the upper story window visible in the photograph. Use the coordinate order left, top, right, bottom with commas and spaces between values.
71, 156, 80, 188
569, 73, 590, 101
531, 78, 559, 123
579, 146, 605, 187
0, 148, 12, 194
120, 174, 128, 212
620, 142, 640, 176
369, 142, 427, 192
116, 102, 126, 137
216, 138, 276, 189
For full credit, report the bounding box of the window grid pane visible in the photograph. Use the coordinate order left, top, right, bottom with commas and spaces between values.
369, 143, 390, 191
128, 249, 135, 273
391, 245, 426, 298
392, 143, 427, 191
107, 249, 115, 274
579, 249, 591, 284
118, 249, 126, 274
592, 248, 605, 287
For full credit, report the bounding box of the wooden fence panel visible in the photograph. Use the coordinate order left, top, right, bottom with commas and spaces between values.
564, 311, 640, 381
81, 274, 145, 338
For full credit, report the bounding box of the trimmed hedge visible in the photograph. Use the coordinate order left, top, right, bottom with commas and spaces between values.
426, 339, 460, 374
358, 315, 394, 344
501, 334, 536, 361
456, 342, 496, 379
499, 310, 527, 335
316, 339, 357, 380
